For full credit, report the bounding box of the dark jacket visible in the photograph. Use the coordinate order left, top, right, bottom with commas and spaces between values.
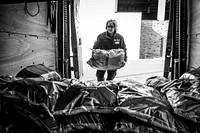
93, 31, 127, 61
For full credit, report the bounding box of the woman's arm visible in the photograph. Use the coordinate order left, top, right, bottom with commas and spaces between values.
93, 34, 102, 49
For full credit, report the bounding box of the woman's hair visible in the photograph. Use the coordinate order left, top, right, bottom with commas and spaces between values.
105, 19, 118, 30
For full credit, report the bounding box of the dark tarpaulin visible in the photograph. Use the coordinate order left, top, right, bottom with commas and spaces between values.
114, 79, 190, 133
161, 79, 200, 132
161, 79, 200, 122
4, 77, 68, 112
145, 76, 170, 91
0, 91, 56, 133
179, 67, 200, 82
55, 112, 117, 133
114, 117, 167, 133
1, 61, 197, 133
53, 81, 119, 132
53, 81, 118, 115
146, 67, 200, 133
0, 75, 18, 90
16, 64, 62, 81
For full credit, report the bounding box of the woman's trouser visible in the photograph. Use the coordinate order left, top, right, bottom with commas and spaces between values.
96, 70, 117, 81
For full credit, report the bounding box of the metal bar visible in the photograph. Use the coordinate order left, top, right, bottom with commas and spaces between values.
163, 0, 174, 79
63, 0, 71, 78
178, 0, 187, 77
171, 0, 177, 79
57, 0, 64, 77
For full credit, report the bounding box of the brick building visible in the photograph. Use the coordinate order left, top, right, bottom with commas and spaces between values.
139, 20, 169, 59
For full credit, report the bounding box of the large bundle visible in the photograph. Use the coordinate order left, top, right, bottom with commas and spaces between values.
53, 80, 119, 133
179, 67, 200, 83
4, 77, 68, 112
114, 79, 190, 133
145, 76, 170, 91
2, 63, 199, 133
0, 91, 57, 133
161, 79, 200, 132
87, 49, 126, 70
162, 67, 200, 125
16, 64, 61, 81
0, 75, 17, 90
0, 77, 193, 133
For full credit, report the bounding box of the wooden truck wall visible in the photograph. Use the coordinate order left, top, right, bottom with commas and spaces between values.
0, 2, 57, 76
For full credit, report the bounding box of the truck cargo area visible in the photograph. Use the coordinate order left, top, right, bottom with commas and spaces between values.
1, 0, 200, 133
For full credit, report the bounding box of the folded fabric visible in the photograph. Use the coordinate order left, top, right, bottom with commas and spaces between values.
87, 49, 125, 70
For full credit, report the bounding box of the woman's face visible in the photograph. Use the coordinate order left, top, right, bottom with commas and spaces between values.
106, 22, 115, 34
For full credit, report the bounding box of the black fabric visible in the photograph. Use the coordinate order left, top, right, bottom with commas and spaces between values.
55, 113, 118, 133
4, 77, 68, 112
0, 75, 17, 90
0, 91, 57, 133
179, 67, 200, 83
161, 79, 200, 123
53, 80, 118, 132
16, 64, 61, 81
1, 73, 198, 133
115, 79, 190, 133
114, 116, 167, 133
53, 81, 118, 115
145, 76, 170, 91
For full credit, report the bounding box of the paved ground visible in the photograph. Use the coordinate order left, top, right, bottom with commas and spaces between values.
81, 58, 165, 84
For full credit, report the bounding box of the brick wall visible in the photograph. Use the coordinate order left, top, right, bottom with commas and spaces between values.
139, 20, 169, 59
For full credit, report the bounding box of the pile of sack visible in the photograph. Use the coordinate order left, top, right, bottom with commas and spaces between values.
1, 64, 200, 133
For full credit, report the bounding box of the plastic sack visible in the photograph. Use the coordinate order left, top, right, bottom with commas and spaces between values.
53, 80, 119, 132
4, 77, 68, 112
114, 118, 168, 133
87, 49, 125, 70
16, 64, 61, 81
179, 67, 200, 86
145, 76, 170, 91
115, 79, 190, 133
161, 79, 200, 123
160, 79, 200, 132
0, 91, 57, 133
55, 113, 117, 133
0, 75, 17, 90
53, 81, 118, 115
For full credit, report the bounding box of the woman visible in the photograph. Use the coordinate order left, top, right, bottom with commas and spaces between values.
93, 19, 127, 81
